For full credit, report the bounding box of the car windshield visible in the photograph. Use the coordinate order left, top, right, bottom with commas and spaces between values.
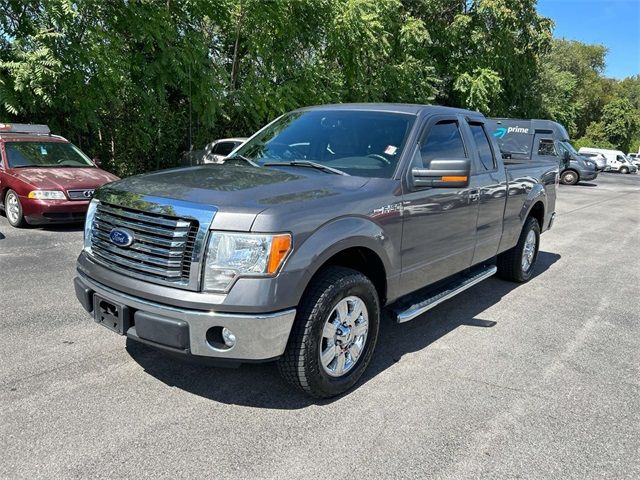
5, 141, 94, 168
230, 110, 416, 178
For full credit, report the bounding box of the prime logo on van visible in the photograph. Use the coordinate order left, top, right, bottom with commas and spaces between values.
493, 126, 530, 138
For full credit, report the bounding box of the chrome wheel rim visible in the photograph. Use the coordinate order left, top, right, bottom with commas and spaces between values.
521, 230, 537, 272
319, 296, 369, 377
563, 172, 575, 183
6, 193, 20, 224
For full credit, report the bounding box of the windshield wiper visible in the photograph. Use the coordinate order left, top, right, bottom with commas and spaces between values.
223, 154, 259, 168
263, 160, 348, 176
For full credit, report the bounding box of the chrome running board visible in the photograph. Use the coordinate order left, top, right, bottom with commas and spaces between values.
394, 265, 498, 323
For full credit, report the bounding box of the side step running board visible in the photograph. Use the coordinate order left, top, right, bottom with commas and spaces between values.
393, 265, 498, 323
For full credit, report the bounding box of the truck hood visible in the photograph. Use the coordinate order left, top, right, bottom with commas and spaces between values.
13, 167, 119, 190
99, 164, 370, 211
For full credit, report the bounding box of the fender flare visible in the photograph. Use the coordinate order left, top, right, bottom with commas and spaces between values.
284, 216, 397, 300
519, 183, 547, 224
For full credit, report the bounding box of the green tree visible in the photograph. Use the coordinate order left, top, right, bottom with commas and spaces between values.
600, 99, 639, 152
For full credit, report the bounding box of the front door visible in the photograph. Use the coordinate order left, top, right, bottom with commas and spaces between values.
399, 116, 478, 295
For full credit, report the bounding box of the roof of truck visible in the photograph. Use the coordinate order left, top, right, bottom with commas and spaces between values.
297, 103, 483, 117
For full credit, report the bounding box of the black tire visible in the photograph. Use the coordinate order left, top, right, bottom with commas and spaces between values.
620, 167, 629, 174
278, 266, 380, 398
4, 189, 26, 228
496, 216, 540, 283
560, 169, 579, 185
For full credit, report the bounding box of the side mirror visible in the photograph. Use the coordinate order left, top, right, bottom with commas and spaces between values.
92, 157, 102, 167
411, 158, 470, 188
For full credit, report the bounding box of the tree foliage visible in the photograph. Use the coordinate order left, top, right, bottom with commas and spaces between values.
0, 0, 637, 177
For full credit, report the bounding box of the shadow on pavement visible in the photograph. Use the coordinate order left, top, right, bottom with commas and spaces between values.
127, 251, 561, 409
576, 182, 598, 187
31, 223, 85, 232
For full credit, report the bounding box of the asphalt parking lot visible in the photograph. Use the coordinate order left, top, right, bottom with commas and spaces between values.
1, 172, 639, 479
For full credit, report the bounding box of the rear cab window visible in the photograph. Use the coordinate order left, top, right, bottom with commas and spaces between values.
468, 123, 496, 170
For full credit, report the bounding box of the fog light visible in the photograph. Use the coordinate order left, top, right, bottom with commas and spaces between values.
222, 327, 236, 348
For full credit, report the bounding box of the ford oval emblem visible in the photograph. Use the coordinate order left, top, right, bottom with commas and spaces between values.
109, 228, 134, 247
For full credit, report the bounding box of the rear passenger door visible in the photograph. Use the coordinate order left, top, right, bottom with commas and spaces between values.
464, 120, 507, 264
400, 116, 478, 294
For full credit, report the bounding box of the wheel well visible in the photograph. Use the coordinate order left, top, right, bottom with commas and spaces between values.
562, 168, 579, 178
316, 247, 387, 304
528, 201, 545, 229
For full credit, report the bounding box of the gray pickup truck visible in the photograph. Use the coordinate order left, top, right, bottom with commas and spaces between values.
74, 104, 558, 397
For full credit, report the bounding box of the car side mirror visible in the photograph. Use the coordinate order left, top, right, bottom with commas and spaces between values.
92, 157, 102, 167
411, 158, 470, 188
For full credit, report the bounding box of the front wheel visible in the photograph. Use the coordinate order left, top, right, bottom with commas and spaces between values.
620, 167, 629, 174
278, 266, 380, 398
4, 190, 26, 227
560, 170, 579, 185
497, 216, 540, 283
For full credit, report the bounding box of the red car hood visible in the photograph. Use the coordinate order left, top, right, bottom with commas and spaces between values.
13, 168, 119, 190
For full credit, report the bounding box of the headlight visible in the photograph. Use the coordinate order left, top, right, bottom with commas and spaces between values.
84, 199, 99, 253
203, 232, 292, 292
28, 190, 66, 200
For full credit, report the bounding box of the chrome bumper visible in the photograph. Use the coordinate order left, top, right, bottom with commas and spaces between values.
75, 273, 296, 361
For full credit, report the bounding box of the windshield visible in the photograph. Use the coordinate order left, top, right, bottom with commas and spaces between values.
231, 110, 416, 178
559, 141, 578, 154
5, 141, 94, 168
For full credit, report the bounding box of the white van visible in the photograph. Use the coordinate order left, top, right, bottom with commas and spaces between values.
578, 147, 635, 174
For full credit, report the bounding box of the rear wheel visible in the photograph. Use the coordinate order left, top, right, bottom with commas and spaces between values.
278, 266, 380, 398
560, 169, 579, 185
4, 190, 25, 227
497, 216, 540, 283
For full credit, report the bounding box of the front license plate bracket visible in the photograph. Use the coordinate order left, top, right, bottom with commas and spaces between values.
93, 295, 130, 335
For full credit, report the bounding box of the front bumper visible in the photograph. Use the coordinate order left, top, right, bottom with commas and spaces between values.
21, 196, 89, 224
581, 169, 598, 181
74, 273, 297, 361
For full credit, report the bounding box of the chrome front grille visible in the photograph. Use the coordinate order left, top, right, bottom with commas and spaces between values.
91, 203, 199, 285
68, 189, 95, 200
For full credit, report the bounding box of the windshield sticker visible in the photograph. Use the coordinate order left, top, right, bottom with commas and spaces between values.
40, 146, 48, 155
384, 145, 398, 155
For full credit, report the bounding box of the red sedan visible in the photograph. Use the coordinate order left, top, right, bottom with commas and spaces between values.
0, 123, 119, 227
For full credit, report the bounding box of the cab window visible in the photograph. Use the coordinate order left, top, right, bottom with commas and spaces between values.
418, 121, 466, 168
469, 123, 496, 170
212, 142, 237, 156
538, 139, 557, 156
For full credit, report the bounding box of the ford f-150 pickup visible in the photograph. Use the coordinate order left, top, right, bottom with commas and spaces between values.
74, 104, 558, 397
